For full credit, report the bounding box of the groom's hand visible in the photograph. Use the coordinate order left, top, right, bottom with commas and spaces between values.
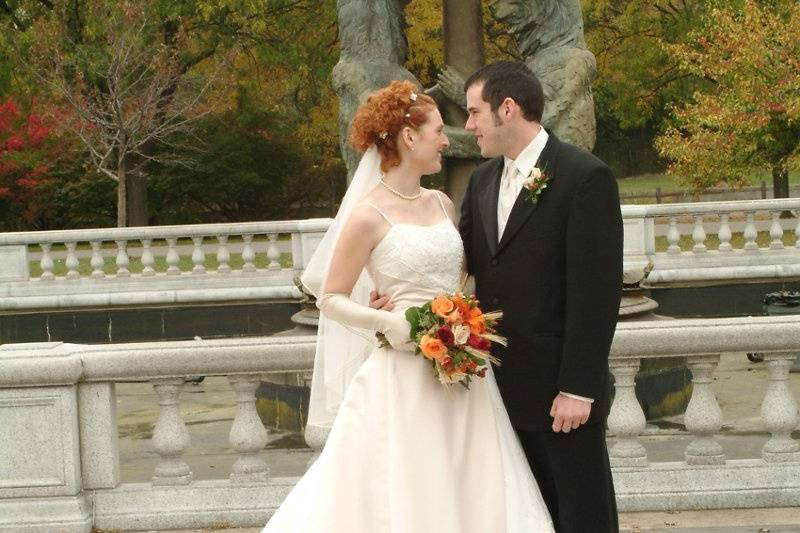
369, 290, 395, 312
550, 394, 591, 433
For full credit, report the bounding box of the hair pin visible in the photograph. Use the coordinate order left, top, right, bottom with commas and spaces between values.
410, 92, 418, 102
379, 131, 388, 140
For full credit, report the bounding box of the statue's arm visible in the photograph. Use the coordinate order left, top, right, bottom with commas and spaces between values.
425, 66, 468, 111
442, 125, 480, 159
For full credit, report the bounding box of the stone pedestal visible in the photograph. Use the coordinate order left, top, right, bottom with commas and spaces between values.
0, 245, 28, 282
0, 343, 91, 533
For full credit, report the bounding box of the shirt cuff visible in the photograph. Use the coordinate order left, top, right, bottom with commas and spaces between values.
559, 391, 594, 403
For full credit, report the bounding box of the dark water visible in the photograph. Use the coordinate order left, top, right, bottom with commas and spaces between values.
0, 301, 300, 345
649, 280, 800, 318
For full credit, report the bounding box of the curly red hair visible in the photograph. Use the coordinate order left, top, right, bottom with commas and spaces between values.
350, 80, 437, 172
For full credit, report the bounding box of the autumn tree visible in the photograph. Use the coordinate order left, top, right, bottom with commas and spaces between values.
2, 0, 342, 227
580, 0, 720, 175
0, 97, 67, 229
655, 0, 800, 196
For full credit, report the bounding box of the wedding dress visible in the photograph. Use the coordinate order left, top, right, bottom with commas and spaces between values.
262, 195, 554, 533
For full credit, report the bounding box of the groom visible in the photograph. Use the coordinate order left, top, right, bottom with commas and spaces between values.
459, 61, 623, 532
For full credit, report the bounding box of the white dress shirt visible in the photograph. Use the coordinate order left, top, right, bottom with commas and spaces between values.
497, 128, 549, 239
496, 128, 593, 405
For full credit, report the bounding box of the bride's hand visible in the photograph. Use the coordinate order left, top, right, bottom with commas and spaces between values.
382, 312, 414, 351
369, 290, 395, 312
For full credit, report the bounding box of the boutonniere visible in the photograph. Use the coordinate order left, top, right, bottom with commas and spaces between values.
520, 165, 550, 204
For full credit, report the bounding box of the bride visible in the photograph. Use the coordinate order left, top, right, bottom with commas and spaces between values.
262, 80, 554, 533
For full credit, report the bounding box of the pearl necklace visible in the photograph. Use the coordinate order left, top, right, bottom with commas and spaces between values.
379, 177, 422, 201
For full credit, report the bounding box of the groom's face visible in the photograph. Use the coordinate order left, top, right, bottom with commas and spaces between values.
465, 83, 506, 158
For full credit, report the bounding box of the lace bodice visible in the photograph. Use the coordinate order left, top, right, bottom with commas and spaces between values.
365, 203, 464, 311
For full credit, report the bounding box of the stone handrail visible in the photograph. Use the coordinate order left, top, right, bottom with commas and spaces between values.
621, 197, 800, 217
0, 218, 331, 310
620, 198, 800, 284
1, 316, 799, 531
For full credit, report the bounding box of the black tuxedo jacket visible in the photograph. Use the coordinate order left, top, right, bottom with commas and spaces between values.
459, 133, 623, 431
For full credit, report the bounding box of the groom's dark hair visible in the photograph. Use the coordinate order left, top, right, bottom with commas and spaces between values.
464, 61, 544, 123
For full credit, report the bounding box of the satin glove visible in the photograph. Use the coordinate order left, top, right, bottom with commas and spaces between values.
318, 293, 414, 351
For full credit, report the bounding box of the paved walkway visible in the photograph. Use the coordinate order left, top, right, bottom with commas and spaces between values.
116, 351, 800, 531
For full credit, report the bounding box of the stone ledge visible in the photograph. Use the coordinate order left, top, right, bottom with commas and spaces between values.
91, 479, 297, 530
614, 459, 800, 512
0, 494, 91, 533
0, 284, 301, 311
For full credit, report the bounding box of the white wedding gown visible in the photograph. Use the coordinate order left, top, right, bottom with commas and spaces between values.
262, 202, 554, 532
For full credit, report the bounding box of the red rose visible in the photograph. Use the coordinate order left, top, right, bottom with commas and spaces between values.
468, 334, 491, 351
441, 356, 455, 372
437, 326, 455, 346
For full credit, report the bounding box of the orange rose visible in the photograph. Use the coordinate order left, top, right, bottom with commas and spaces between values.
468, 314, 486, 335
452, 294, 471, 318
431, 296, 455, 318
420, 334, 447, 360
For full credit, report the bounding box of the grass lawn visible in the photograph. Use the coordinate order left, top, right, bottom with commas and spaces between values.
617, 171, 800, 195
29, 252, 294, 277
26, 233, 292, 253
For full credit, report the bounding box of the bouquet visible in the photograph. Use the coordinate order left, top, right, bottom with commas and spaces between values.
379, 292, 506, 388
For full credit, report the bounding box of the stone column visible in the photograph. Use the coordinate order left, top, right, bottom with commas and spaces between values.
442, 0, 484, 209
607, 358, 648, 467
760, 352, 800, 462
684, 355, 725, 465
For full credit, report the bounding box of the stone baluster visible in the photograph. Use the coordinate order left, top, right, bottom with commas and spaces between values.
115, 240, 130, 277
65, 242, 80, 280
684, 355, 725, 465
90, 241, 105, 279
795, 215, 799, 249
191, 236, 206, 274
718, 214, 733, 252
242, 234, 256, 273
228, 375, 269, 484
769, 211, 785, 250
217, 235, 231, 274
760, 352, 800, 463
607, 359, 648, 467
166, 238, 181, 275
39, 242, 55, 280
267, 234, 281, 271
743, 212, 759, 252
667, 217, 681, 254
692, 215, 707, 253
290, 231, 304, 278
140, 239, 155, 276
150, 378, 193, 485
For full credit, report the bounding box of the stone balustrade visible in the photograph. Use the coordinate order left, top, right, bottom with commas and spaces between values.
0, 219, 330, 310
622, 198, 800, 284
609, 315, 800, 510
1, 316, 799, 531
0, 336, 316, 532
0, 198, 798, 310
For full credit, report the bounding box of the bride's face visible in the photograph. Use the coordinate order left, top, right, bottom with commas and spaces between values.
405, 108, 450, 175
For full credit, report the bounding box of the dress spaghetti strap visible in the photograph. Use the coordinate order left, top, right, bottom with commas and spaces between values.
364, 203, 394, 226
433, 190, 449, 219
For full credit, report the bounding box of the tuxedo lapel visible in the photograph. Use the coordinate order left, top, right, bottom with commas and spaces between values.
496, 134, 561, 255
478, 158, 503, 257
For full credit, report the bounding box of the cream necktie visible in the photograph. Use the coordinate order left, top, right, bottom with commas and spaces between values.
497, 163, 520, 241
